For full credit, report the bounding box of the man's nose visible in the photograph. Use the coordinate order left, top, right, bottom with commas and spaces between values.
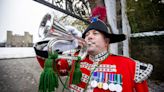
87, 34, 93, 40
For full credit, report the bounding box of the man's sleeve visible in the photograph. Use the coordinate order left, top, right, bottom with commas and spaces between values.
36, 56, 70, 76
134, 60, 153, 83
36, 56, 45, 68
56, 59, 70, 76
134, 60, 153, 92
134, 80, 149, 92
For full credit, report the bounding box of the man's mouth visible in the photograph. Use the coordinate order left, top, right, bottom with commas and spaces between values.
87, 42, 95, 47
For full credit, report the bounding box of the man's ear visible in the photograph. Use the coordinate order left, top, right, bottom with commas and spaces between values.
104, 38, 110, 47
105, 38, 110, 44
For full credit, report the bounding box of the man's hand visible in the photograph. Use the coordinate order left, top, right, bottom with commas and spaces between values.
65, 26, 82, 37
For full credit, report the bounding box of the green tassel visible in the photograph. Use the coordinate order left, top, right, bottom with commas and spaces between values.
72, 56, 82, 84
39, 51, 59, 92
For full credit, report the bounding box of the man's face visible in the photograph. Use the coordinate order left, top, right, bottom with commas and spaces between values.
84, 30, 109, 55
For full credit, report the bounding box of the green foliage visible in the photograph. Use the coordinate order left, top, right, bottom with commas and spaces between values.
127, 0, 164, 33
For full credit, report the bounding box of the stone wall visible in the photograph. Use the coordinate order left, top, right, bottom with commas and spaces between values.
130, 35, 164, 81
6, 31, 33, 47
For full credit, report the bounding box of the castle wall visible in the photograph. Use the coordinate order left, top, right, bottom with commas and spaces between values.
6, 31, 33, 47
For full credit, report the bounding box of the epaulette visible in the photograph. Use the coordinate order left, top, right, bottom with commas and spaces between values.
134, 60, 153, 83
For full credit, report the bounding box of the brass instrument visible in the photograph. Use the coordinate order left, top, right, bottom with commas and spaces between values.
38, 13, 87, 60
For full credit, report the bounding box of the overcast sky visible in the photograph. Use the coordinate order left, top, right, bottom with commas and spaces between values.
0, 0, 64, 43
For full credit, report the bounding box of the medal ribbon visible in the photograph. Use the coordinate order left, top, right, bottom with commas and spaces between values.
93, 72, 98, 81
109, 74, 114, 83
100, 72, 102, 82
117, 74, 122, 85
104, 72, 108, 83
114, 74, 117, 84
101, 72, 104, 82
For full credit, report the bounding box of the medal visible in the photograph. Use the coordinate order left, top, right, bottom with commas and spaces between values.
115, 74, 123, 92
98, 82, 103, 89
103, 72, 109, 90
108, 74, 116, 91
91, 80, 98, 88
103, 83, 108, 90
115, 84, 122, 92
98, 72, 103, 89
108, 83, 116, 91
91, 72, 98, 88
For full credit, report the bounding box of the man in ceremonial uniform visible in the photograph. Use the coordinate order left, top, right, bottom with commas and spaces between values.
35, 20, 153, 92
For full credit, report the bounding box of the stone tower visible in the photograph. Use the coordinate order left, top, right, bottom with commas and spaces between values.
6, 31, 12, 47
6, 31, 33, 47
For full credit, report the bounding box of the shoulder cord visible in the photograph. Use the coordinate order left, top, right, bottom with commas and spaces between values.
62, 73, 71, 92
58, 54, 110, 92
83, 63, 100, 92
61, 60, 78, 92
61, 62, 75, 92
53, 60, 71, 92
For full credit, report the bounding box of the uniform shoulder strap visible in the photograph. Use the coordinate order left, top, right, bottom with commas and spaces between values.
134, 60, 153, 83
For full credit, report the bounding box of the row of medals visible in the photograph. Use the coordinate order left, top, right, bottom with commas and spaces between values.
90, 72, 123, 92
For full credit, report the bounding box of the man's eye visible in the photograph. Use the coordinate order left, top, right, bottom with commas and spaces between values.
93, 32, 99, 35
85, 33, 89, 37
